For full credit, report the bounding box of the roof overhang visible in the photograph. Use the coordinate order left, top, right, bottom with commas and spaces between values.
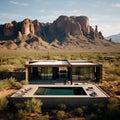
25, 60, 102, 67
25, 60, 71, 67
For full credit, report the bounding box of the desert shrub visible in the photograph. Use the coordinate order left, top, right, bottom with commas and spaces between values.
0, 97, 8, 111
0, 79, 10, 90
0, 77, 22, 90
58, 104, 67, 110
17, 109, 27, 120
14, 66, 25, 72
0, 66, 9, 72
51, 109, 57, 115
106, 74, 119, 81
14, 82, 22, 89
86, 113, 96, 120
73, 107, 84, 117
8, 77, 16, 85
108, 97, 119, 104
8, 77, 22, 89
24, 98, 43, 113
21, 80, 28, 85
56, 110, 65, 120
105, 98, 120, 120
106, 67, 120, 76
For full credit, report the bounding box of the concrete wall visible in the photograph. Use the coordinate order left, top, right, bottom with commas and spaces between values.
10, 97, 108, 108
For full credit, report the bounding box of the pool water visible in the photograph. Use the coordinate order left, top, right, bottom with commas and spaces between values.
34, 87, 87, 95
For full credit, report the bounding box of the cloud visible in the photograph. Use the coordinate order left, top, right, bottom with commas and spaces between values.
37, 9, 46, 13
111, 3, 120, 7
37, 15, 58, 23
10, 1, 29, 6
0, 12, 25, 24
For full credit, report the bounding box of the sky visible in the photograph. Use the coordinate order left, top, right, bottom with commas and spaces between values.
0, 0, 120, 37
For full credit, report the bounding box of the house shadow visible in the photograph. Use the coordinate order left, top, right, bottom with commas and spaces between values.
0, 71, 25, 81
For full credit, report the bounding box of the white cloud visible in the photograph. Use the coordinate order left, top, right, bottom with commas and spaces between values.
0, 12, 25, 24
37, 9, 46, 13
111, 3, 120, 7
98, 23, 120, 37
38, 15, 58, 23
47, 10, 82, 17
10, 1, 29, 7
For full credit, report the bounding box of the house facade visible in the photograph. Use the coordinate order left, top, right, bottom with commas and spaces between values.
25, 60, 102, 84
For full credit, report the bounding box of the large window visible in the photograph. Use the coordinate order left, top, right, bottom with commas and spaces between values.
72, 67, 95, 81
38, 67, 53, 80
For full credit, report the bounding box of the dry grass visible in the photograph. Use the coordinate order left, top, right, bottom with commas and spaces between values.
0, 51, 120, 120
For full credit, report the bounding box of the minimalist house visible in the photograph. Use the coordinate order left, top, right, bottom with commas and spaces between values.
11, 60, 109, 107
25, 60, 102, 84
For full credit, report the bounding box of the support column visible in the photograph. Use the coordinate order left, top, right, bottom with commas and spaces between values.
26, 67, 31, 83
68, 67, 72, 85
96, 65, 102, 82
26, 67, 29, 83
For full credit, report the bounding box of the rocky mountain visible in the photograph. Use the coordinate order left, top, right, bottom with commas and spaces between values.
0, 15, 120, 51
106, 33, 120, 43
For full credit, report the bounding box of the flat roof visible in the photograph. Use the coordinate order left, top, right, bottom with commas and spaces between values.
70, 62, 100, 66
26, 60, 70, 67
26, 60, 101, 67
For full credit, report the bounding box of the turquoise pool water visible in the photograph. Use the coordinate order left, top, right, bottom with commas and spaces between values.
34, 87, 87, 95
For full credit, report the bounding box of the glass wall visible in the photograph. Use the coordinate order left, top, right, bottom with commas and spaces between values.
72, 67, 95, 82
38, 67, 53, 80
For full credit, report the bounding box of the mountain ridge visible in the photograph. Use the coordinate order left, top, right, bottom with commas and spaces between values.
106, 33, 120, 43
0, 15, 120, 51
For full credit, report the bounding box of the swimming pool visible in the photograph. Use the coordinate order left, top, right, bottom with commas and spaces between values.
34, 87, 87, 95
11, 84, 109, 107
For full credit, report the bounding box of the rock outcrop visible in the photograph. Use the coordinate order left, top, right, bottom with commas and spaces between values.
33, 20, 41, 35
21, 18, 34, 35
3, 23, 15, 36
49, 16, 83, 36
76, 16, 90, 35
0, 15, 104, 41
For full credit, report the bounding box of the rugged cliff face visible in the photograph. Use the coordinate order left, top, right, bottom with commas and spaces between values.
0, 15, 104, 41
0, 15, 118, 51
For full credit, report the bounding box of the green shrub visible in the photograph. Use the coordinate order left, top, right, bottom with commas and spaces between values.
51, 109, 57, 115
24, 98, 43, 113
8, 77, 22, 89
73, 107, 84, 117
56, 110, 65, 120
86, 113, 96, 120
0, 97, 8, 111
14, 82, 22, 89
21, 80, 28, 85
0, 77, 22, 90
17, 109, 27, 120
0, 79, 10, 90
105, 98, 120, 119
58, 104, 67, 110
